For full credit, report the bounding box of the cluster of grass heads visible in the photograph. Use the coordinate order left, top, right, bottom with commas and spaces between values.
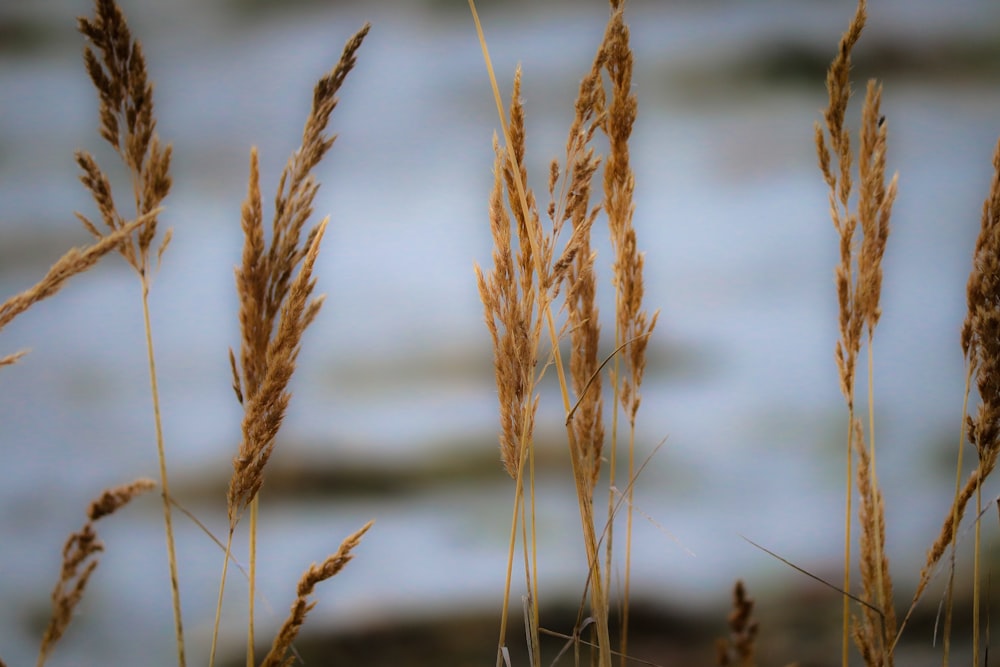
1, 1, 371, 665
3, 0, 1000, 665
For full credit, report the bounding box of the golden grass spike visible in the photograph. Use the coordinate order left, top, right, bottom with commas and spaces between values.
77, 0, 173, 275
476, 137, 540, 479
212, 25, 368, 667
597, 7, 654, 662
227, 23, 369, 526
814, 2, 904, 664
259, 521, 373, 667
76, 3, 182, 662
0, 212, 151, 336
963, 135, 1000, 667
228, 218, 328, 524
714, 580, 759, 667
37, 479, 155, 667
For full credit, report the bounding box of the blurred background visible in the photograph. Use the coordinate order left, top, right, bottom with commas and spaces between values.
2, 0, 999, 664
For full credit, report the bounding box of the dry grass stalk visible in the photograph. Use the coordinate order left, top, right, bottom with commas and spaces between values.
76, 0, 172, 276
227, 21, 370, 528
258, 521, 373, 667
37, 479, 155, 667
75, 1, 183, 662
961, 135, 1000, 665
715, 580, 759, 667
473, 3, 651, 665
557, 34, 604, 498
852, 418, 896, 664
816, 2, 899, 664
898, 139, 1000, 663
596, 7, 657, 662
476, 76, 544, 479
209, 24, 369, 667
475, 68, 554, 667
0, 213, 152, 357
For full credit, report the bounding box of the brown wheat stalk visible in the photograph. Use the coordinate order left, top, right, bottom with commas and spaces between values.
715, 580, 759, 667
258, 521, 373, 667
960, 135, 1000, 665
0, 212, 154, 364
597, 6, 658, 662
815, 1, 898, 664
208, 23, 370, 667
36, 479, 156, 667
475, 68, 553, 667
472, 3, 651, 665
893, 126, 1000, 667
75, 1, 183, 663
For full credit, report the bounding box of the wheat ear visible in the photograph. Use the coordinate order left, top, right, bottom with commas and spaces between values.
75, 1, 183, 663
596, 5, 658, 661
36, 479, 155, 667
258, 521, 372, 667
208, 24, 370, 667
961, 135, 1000, 666
0, 211, 155, 365
816, 1, 903, 663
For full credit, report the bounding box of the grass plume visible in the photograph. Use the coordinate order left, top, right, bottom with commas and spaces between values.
815, 1, 898, 662
959, 135, 1000, 665
473, 2, 655, 664
258, 521, 373, 667
715, 580, 759, 667
0, 212, 154, 364
75, 1, 183, 662
210, 22, 371, 667
37, 479, 155, 667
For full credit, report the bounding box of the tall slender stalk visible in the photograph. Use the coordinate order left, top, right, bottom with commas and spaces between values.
215, 23, 369, 666
75, 2, 182, 662
816, 2, 898, 663
140, 276, 185, 666
473, 4, 649, 666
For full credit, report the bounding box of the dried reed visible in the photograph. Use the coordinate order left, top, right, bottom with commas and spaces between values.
815, 1, 898, 664
0, 212, 153, 365
472, 1, 652, 665
75, 1, 183, 663
715, 580, 759, 667
209, 23, 370, 667
598, 7, 658, 662
37, 479, 155, 667
258, 521, 373, 667
958, 135, 1000, 665
475, 66, 553, 667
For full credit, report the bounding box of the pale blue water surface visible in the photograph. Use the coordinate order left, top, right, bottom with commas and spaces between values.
2, 0, 999, 664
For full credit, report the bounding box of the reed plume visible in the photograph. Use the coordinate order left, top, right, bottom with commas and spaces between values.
598, 7, 657, 662
227, 22, 370, 528
37, 479, 155, 667
959, 135, 1000, 665
816, 1, 898, 663
75, 1, 183, 662
258, 521, 372, 667
475, 66, 550, 482
475, 67, 553, 666
0, 213, 153, 365
472, 2, 652, 664
209, 23, 370, 667
715, 580, 759, 667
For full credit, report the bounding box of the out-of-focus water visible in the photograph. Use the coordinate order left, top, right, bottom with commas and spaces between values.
2, 0, 999, 664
